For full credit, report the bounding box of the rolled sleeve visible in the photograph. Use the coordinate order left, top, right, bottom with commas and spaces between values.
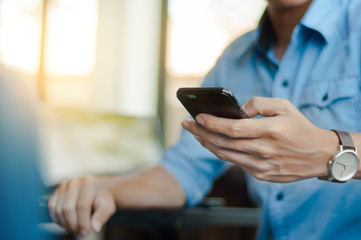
160, 129, 230, 206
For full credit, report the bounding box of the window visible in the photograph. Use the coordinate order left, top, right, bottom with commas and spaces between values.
0, 0, 42, 75
0, 0, 164, 184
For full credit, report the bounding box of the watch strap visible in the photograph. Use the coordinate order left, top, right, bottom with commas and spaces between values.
331, 130, 355, 150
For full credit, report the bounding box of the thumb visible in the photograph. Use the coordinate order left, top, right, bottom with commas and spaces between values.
244, 97, 288, 118
91, 192, 116, 234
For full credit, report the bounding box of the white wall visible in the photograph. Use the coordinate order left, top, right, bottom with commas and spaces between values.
93, 0, 162, 117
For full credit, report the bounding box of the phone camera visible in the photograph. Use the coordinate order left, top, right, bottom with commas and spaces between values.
185, 94, 197, 99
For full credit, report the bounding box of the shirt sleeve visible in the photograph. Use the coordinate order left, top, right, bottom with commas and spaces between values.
160, 54, 231, 206
160, 128, 230, 206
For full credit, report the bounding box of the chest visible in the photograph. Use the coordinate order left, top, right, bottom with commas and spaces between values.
224, 32, 361, 132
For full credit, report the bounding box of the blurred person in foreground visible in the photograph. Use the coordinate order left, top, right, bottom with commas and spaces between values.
0, 70, 49, 239
49, 0, 361, 239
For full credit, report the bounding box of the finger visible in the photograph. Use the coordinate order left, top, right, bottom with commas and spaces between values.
195, 135, 301, 182
196, 133, 269, 158
189, 115, 273, 139
91, 192, 116, 234
54, 183, 72, 231
62, 179, 81, 233
48, 189, 60, 224
187, 118, 279, 158
195, 135, 269, 171
76, 180, 96, 236
243, 97, 292, 118
183, 119, 233, 144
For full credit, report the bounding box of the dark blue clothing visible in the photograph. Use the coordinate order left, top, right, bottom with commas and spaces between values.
0, 73, 48, 239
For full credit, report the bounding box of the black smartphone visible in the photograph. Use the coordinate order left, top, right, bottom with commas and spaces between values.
177, 87, 248, 120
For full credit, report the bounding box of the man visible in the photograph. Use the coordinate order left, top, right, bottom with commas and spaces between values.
49, 0, 361, 239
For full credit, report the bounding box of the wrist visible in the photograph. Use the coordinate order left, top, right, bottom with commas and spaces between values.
99, 175, 129, 197
317, 129, 339, 178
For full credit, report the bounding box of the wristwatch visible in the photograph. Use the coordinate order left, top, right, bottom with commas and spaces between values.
318, 130, 360, 183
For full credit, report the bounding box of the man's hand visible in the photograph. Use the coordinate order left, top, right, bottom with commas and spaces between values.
48, 176, 116, 237
182, 97, 339, 182
48, 167, 186, 236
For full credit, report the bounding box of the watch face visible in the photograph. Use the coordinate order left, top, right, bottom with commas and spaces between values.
331, 150, 360, 181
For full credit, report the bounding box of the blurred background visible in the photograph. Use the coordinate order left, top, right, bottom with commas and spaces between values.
1, 0, 266, 184
0, 0, 265, 238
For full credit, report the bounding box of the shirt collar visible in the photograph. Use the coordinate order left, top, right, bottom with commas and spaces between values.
300, 0, 346, 44
255, 0, 345, 53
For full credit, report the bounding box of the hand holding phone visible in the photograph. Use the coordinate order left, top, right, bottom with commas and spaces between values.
177, 87, 248, 121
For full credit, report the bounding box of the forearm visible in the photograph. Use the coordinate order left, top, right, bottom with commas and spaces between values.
107, 166, 186, 209
352, 133, 361, 179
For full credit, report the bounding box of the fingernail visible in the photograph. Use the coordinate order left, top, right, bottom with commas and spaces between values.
92, 220, 102, 233
80, 229, 89, 237
196, 116, 204, 126
181, 119, 190, 129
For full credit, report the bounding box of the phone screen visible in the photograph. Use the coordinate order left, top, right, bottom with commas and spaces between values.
177, 87, 248, 120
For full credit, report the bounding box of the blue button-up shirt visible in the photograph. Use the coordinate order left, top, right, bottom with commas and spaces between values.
161, 0, 361, 239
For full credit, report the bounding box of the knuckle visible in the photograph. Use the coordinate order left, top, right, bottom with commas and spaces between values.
249, 96, 259, 104
278, 98, 292, 112
216, 150, 227, 161
250, 96, 261, 107
76, 202, 88, 211
104, 203, 116, 215
83, 175, 96, 182
254, 169, 273, 181
214, 137, 226, 147
63, 204, 75, 213
58, 182, 67, 191
202, 140, 213, 149
202, 118, 214, 129
228, 122, 242, 138
81, 176, 97, 188
191, 121, 202, 134
265, 124, 283, 140
197, 138, 207, 148
68, 178, 80, 187
256, 161, 271, 172
240, 140, 256, 153
55, 207, 63, 217
281, 98, 291, 107
259, 147, 276, 159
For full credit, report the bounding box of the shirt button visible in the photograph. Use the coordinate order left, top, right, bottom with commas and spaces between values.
276, 193, 284, 201
282, 80, 289, 87
322, 93, 328, 101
